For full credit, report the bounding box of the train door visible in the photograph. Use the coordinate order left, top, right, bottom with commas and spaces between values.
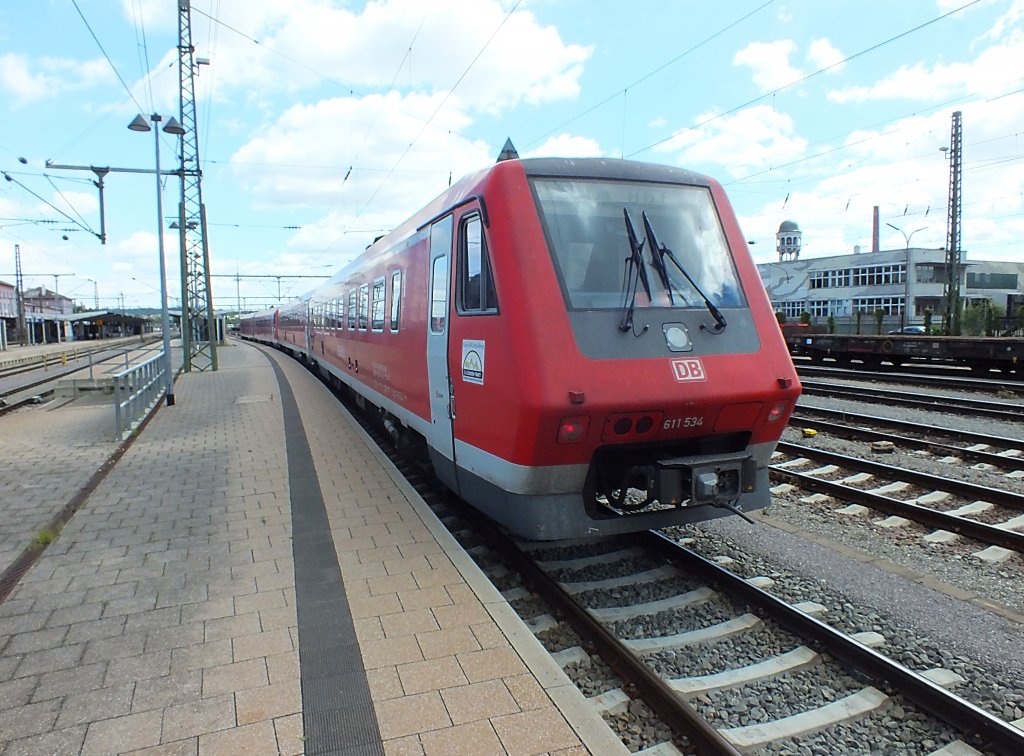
425, 215, 459, 492
303, 301, 313, 355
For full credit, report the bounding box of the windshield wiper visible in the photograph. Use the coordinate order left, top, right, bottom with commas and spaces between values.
620, 208, 652, 333
642, 211, 728, 331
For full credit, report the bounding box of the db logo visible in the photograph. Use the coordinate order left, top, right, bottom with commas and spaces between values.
671, 358, 706, 382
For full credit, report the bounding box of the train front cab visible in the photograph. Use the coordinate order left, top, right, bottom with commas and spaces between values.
430, 159, 800, 541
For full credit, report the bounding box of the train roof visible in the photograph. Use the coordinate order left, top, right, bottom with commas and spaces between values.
243, 157, 718, 318
517, 157, 712, 187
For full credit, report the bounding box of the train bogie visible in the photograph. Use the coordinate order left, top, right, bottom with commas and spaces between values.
242, 156, 801, 540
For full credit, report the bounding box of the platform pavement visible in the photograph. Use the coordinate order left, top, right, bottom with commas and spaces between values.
0, 340, 623, 755
0, 385, 119, 576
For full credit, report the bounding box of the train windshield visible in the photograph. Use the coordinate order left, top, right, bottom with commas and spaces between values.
531, 178, 745, 311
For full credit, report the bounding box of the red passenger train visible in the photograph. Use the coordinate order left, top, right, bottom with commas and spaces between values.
241, 155, 801, 540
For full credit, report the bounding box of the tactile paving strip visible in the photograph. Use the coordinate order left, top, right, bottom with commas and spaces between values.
270, 359, 385, 756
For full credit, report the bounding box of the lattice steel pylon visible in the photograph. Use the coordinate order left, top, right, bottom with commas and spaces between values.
943, 110, 963, 336
176, 0, 217, 371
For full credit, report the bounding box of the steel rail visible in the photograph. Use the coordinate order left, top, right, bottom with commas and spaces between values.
776, 442, 1024, 513
0, 342, 162, 401
475, 520, 741, 755
0, 337, 150, 378
796, 365, 1024, 395
771, 466, 1024, 552
0, 391, 53, 418
330, 378, 738, 753
799, 381, 1024, 420
788, 413, 1024, 472
791, 406, 1024, 454
642, 531, 1024, 756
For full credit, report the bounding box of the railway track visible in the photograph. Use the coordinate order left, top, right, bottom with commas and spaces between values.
352, 400, 1022, 753
0, 337, 162, 403
480, 525, 1024, 754
770, 442, 1024, 554
799, 380, 1024, 421
789, 407, 1024, 471
797, 365, 1024, 396
308, 350, 1024, 754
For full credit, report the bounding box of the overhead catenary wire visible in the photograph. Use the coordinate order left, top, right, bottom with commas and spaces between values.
624, 0, 984, 159
526, 0, 777, 151
356, 1, 523, 219
1, 172, 101, 241
71, 0, 146, 115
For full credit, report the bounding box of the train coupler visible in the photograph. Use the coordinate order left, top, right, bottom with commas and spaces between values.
651, 451, 757, 506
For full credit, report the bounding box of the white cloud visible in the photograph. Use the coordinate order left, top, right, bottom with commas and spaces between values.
733, 40, 802, 92
0, 53, 113, 105
653, 105, 808, 179
231, 90, 484, 206
185, 0, 591, 116
228, 89, 494, 268
828, 28, 1024, 103
807, 38, 845, 71
524, 133, 603, 158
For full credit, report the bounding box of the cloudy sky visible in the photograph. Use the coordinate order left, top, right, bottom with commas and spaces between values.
1, 0, 1022, 311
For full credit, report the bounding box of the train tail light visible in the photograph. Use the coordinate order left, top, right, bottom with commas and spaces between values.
766, 401, 789, 423
557, 416, 590, 444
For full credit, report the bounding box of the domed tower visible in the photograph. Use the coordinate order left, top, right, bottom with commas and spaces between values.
776, 220, 801, 261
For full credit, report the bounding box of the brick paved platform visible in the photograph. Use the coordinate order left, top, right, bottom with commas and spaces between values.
0, 339, 623, 755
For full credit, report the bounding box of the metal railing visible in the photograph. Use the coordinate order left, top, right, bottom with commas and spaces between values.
112, 351, 167, 440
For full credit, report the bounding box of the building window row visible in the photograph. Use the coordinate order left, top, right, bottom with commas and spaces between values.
809, 264, 906, 289
853, 296, 904, 315
773, 298, 901, 318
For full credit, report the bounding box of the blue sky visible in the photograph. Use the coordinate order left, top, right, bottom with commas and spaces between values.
1, 0, 1022, 311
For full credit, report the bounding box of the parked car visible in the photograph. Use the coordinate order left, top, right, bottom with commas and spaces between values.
888, 325, 926, 334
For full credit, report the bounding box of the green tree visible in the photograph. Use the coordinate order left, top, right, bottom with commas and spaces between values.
923, 308, 933, 334
986, 302, 1004, 335
874, 308, 885, 335
827, 314, 835, 334
800, 311, 811, 325
960, 301, 990, 336
855, 311, 863, 335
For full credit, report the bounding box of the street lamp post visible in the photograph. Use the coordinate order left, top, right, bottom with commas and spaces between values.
50, 273, 74, 343
86, 279, 99, 310
129, 113, 185, 407
886, 222, 926, 329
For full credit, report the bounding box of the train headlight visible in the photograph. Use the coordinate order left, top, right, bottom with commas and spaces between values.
557, 416, 590, 444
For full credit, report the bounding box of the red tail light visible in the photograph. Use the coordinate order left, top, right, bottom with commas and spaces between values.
557, 416, 590, 444
766, 401, 789, 423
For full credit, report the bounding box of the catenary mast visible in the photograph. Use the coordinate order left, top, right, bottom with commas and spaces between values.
943, 111, 963, 336
176, 0, 217, 371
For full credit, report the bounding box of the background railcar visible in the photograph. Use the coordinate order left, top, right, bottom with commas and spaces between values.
784, 328, 1024, 374
242, 156, 801, 540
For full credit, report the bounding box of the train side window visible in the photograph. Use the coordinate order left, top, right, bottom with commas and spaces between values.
347, 290, 356, 330
430, 256, 447, 333
390, 270, 402, 333
358, 283, 369, 331
458, 214, 498, 314
371, 278, 386, 332
429, 216, 452, 333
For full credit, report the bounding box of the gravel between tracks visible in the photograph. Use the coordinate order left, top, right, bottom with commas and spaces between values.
767, 392, 1024, 613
